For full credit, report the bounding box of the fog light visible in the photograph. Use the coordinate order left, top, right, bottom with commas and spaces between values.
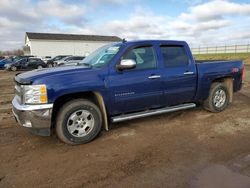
33, 109, 51, 117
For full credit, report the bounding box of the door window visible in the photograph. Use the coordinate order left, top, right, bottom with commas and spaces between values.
123, 46, 156, 70
160, 45, 189, 67
65, 57, 73, 61
28, 59, 38, 64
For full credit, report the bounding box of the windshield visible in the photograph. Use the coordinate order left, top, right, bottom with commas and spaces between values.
79, 43, 122, 68
13, 56, 23, 62
15, 58, 26, 64
5, 57, 13, 62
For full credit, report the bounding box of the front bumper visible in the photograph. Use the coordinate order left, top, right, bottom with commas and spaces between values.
12, 96, 53, 136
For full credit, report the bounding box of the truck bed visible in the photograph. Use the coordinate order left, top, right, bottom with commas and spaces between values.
195, 59, 243, 101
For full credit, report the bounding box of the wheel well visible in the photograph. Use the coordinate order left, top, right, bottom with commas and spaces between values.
51, 92, 97, 128
212, 76, 232, 83
51, 91, 108, 131
212, 76, 233, 103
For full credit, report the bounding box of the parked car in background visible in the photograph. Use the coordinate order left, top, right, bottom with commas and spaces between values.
56, 56, 85, 66
0, 57, 14, 69
0, 56, 5, 60
46, 55, 70, 67
6, 57, 46, 71
1, 56, 36, 69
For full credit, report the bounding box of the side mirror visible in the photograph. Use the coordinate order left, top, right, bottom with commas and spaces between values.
117, 59, 136, 70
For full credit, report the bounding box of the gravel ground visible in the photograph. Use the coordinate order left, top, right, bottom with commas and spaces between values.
0, 64, 250, 188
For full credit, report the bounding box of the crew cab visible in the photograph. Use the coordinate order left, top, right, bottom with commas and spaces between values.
12, 40, 244, 144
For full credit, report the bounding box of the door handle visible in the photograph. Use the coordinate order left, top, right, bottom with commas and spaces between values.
184, 71, 194, 75
148, 75, 161, 79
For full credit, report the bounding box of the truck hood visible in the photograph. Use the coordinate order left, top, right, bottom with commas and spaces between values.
15, 65, 91, 84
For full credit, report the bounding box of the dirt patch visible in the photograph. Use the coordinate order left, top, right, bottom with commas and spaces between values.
0, 67, 250, 188
191, 164, 250, 188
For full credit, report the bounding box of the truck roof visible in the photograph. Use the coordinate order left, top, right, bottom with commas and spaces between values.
119, 39, 188, 46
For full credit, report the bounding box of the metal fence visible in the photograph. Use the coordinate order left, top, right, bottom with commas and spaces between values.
191, 44, 250, 54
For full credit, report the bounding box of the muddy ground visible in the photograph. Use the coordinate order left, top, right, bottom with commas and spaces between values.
0, 65, 250, 188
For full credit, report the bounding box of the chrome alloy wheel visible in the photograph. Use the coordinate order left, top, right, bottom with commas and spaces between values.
213, 89, 226, 108
66, 110, 95, 137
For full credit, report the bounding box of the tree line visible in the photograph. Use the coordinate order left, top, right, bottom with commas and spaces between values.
0, 49, 24, 56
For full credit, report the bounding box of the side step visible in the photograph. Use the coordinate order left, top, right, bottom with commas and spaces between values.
111, 103, 196, 123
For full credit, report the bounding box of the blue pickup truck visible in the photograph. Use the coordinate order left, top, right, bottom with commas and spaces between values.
12, 40, 244, 144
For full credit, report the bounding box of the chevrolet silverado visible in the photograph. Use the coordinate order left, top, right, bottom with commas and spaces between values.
12, 40, 244, 144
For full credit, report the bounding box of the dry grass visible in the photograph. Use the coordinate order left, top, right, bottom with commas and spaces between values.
194, 53, 250, 64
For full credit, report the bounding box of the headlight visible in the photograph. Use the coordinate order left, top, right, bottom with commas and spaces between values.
23, 84, 48, 104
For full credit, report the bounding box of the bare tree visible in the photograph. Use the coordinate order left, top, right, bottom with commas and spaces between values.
1, 49, 24, 56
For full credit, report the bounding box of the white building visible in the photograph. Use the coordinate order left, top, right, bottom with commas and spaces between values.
24, 32, 122, 57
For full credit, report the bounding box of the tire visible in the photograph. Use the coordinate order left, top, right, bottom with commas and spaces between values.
11, 66, 17, 71
37, 65, 43, 69
203, 82, 229, 113
48, 64, 53, 68
56, 99, 102, 145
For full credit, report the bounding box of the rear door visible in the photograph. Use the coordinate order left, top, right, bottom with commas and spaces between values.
159, 44, 197, 106
19, 58, 28, 69
108, 44, 163, 115
73, 56, 84, 64
63, 57, 73, 65
65, 57, 79, 65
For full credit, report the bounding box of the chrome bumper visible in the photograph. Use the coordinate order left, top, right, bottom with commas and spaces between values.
12, 96, 53, 136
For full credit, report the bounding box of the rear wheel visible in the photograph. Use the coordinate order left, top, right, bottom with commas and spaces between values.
203, 82, 229, 112
37, 65, 43, 69
56, 99, 102, 145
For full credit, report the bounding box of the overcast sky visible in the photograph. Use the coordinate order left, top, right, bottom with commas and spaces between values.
0, 0, 250, 50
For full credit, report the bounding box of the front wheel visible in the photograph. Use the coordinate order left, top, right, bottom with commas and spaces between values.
37, 65, 43, 69
11, 66, 17, 71
203, 82, 229, 112
56, 99, 102, 145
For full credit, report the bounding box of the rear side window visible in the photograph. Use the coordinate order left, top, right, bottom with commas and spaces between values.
29, 59, 38, 63
160, 45, 189, 67
65, 57, 73, 61
75, 57, 84, 60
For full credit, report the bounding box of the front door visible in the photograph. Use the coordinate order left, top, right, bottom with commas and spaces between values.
108, 45, 163, 115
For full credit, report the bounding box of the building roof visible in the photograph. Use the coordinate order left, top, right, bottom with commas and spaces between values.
26, 32, 122, 42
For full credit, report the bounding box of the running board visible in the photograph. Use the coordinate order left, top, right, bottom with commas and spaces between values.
111, 103, 196, 123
